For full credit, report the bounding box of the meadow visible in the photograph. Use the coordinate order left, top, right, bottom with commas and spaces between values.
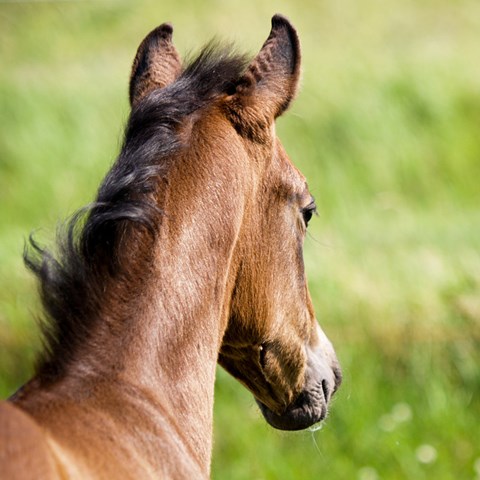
1, 1, 479, 478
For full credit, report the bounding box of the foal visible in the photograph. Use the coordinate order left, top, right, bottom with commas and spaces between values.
0, 15, 341, 479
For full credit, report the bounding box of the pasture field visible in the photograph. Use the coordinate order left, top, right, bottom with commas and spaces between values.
1, 1, 479, 478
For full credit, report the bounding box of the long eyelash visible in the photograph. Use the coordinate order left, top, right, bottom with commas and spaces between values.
302, 204, 317, 226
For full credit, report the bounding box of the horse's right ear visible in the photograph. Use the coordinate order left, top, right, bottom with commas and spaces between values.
129, 23, 182, 107
226, 14, 301, 134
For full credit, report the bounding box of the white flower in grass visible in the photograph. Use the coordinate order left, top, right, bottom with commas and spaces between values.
391, 403, 412, 423
378, 414, 396, 432
378, 402, 412, 432
358, 466, 379, 480
416, 444, 437, 464
474, 457, 480, 476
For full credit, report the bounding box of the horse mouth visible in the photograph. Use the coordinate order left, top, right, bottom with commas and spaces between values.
256, 381, 330, 431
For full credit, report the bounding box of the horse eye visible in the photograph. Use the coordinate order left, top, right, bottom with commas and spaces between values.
301, 204, 316, 227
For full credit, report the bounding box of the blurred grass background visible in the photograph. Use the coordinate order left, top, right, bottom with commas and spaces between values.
1, 0, 479, 478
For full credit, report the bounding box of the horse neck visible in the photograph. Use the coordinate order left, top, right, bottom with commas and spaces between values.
111, 228, 234, 470
65, 121, 246, 471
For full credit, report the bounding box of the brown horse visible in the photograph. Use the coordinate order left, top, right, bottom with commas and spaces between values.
0, 15, 341, 479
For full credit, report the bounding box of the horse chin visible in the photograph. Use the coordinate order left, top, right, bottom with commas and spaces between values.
255, 388, 328, 431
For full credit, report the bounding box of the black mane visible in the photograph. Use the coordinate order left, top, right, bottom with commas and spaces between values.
24, 44, 249, 382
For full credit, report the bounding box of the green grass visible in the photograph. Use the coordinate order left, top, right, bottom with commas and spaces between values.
1, 1, 479, 478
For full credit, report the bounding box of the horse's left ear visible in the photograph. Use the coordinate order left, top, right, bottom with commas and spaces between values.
129, 23, 182, 107
228, 14, 301, 126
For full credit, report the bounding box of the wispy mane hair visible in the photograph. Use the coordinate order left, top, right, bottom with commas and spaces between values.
24, 43, 249, 383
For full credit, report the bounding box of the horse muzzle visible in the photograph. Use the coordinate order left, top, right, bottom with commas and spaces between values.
256, 327, 342, 431
256, 367, 341, 430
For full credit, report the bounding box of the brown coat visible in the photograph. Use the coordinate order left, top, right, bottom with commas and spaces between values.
0, 15, 340, 479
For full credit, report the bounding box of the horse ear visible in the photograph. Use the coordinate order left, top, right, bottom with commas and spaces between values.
229, 14, 301, 127
129, 23, 182, 107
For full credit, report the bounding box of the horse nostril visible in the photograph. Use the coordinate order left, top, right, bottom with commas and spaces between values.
321, 379, 330, 402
